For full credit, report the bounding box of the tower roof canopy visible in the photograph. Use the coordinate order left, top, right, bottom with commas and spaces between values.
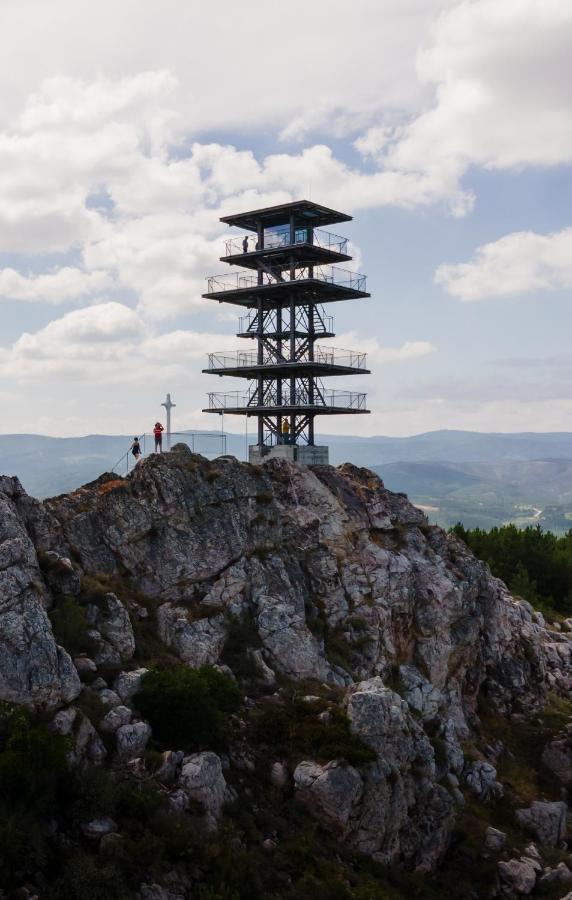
220, 200, 352, 232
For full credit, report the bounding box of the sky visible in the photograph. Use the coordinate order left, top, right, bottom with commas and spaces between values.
1, 0, 571, 438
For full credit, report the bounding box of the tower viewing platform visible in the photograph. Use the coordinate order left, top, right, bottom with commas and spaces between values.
202, 200, 371, 465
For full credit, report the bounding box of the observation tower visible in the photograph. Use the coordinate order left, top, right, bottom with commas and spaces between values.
202, 200, 370, 465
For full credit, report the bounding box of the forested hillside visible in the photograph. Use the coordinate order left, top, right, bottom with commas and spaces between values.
452, 524, 572, 617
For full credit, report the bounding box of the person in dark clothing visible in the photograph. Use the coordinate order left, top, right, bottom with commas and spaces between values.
153, 422, 164, 452
242, 236, 249, 253
130, 437, 142, 461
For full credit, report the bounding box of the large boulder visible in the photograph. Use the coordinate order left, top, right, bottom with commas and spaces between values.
464, 761, 503, 802
86, 592, 135, 665
50, 706, 107, 766
157, 605, 227, 667
178, 752, 232, 829
293, 760, 363, 836
340, 677, 454, 870
498, 858, 538, 895
116, 721, 152, 761
541, 736, 572, 786
114, 668, 148, 703
516, 800, 568, 847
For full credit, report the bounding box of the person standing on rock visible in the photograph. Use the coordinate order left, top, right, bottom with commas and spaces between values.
130, 437, 142, 462
153, 422, 164, 453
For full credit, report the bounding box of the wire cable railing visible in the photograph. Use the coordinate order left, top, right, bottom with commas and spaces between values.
206, 346, 367, 371
206, 265, 366, 294
111, 430, 228, 476
206, 389, 367, 412
224, 227, 348, 257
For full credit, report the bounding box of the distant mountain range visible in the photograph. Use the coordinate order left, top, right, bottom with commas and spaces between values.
2, 429, 572, 531
374, 458, 572, 532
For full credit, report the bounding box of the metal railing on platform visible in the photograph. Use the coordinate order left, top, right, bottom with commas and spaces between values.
111, 430, 227, 476
206, 389, 367, 412
224, 227, 348, 257
206, 346, 367, 371
206, 265, 366, 294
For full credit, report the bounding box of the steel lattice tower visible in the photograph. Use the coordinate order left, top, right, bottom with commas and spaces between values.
202, 200, 370, 465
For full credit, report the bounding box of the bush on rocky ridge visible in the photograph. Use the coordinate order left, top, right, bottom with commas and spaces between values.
136, 663, 240, 751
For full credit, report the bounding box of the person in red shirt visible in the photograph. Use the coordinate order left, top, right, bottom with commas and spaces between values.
153, 422, 164, 452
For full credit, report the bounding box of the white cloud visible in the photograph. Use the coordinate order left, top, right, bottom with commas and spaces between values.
335, 333, 436, 364
0, 1, 570, 437
0, 0, 441, 135
435, 227, 572, 301
1, 302, 239, 381
356, 0, 572, 207
0, 267, 111, 304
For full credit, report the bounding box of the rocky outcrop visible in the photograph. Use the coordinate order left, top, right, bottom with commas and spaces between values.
345, 676, 454, 869
31, 450, 562, 724
2, 448, 572, 882
498, 857, 538, 895
177, 752, 233, 829
515, 800, 568, 847
0, 476, 80, 707
86, 591, 135, 664
294, 760, 363, 836
50, 705, 107, 765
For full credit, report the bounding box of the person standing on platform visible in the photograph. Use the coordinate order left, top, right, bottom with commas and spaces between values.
153, 422, 164, 453
242, 236, 249, 253
130, 437, 142, 462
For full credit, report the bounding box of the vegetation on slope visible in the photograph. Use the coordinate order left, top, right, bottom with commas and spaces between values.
451, 523, 572, 616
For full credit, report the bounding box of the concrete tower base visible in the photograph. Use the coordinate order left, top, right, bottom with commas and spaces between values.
249, 444, 329, 466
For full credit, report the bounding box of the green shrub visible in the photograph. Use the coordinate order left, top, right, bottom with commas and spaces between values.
221, 614, 263, 681
451, 522, 572, 615
252, 697, 376, 767
0, 704, 70, 888
49, 594, 96, 656
0, 704, 70, 811
52, 854, 128, 900
136, 664, 240, 750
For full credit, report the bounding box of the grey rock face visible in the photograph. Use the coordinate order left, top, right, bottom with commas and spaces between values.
464, 761, 503, 802
74, 656, 97, 677
516, 800, 568, 847
342, 677, 453, 869
156, 750, 185, 785
484, 826, 507, 851
0, 477, 80, 707
498, 858, 537, 895
2, 451, 572, 876
541, 736, 572, 786
86, 592, 135, 665
179, 752, 232, 829
100, 705, 132, 734
50, 706, 107, 766
114, 668, 148, 703
116, 721, 152, 761
138, 886, 185, 900
40, 551, 81, 596
294, 760, 363, 835
81, 817, 118, 840
399, 664, 442, 719
538, 862, 572, 890
157, 605, 227, 667
270, 761, 289, 789
25, 453, 561, 728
